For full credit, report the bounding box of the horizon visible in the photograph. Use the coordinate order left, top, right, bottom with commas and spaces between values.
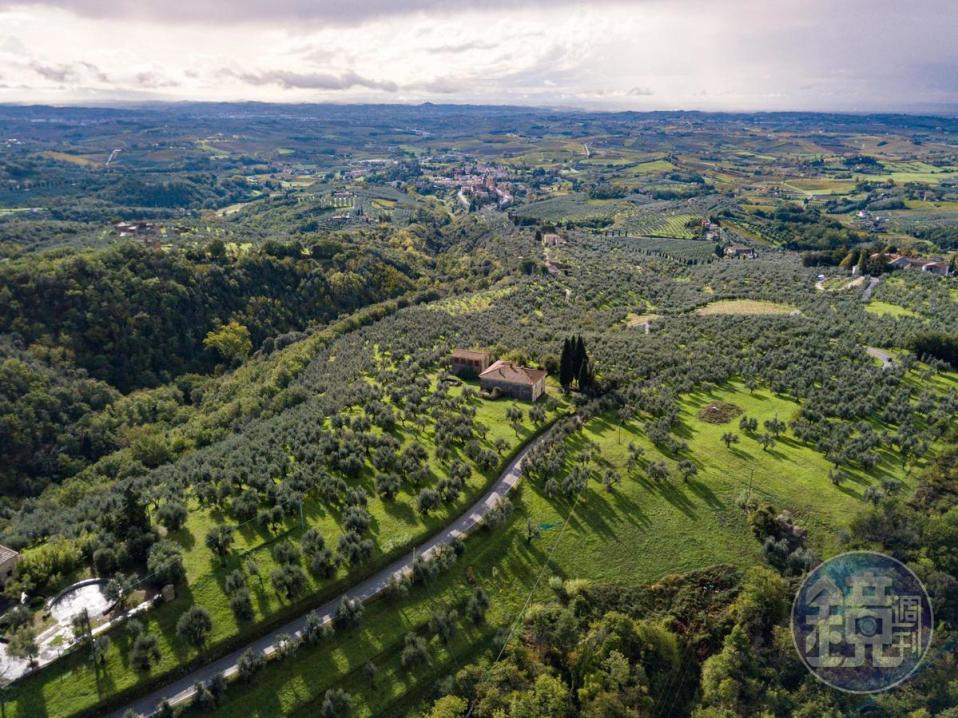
2, 99, 958, 119
1, 0, 956, 112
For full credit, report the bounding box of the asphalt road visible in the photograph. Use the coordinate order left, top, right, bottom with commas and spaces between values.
111, 427, 549, 717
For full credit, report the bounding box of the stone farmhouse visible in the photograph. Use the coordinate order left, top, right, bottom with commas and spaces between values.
0, 544, 19, 584
479, 360, 547, 402
450, 349, 491, 377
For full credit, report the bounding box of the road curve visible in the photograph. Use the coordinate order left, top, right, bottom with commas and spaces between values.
111, 424, 556, 717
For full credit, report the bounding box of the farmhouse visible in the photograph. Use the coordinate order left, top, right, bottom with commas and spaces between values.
921, 261, 951, 277
542, 233, 565, 247
725, 245, 756, 258
884, 254, 952, 276
450, 349, 490, 377
479, 360, 547, 402
0, 544, 19, 584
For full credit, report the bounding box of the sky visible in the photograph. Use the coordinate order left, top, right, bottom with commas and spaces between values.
0, 0, 956, 111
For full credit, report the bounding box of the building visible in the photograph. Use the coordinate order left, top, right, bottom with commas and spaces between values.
725, 245, 756, 258
0, 544, 19, 584
921, 261, 951, 277
451, 349, 491, 377
479, 360, 547, 402
542, 233, 565, 247
885, 254, 951, 275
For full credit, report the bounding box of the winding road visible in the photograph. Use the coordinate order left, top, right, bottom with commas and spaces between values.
111, 425, 553, 717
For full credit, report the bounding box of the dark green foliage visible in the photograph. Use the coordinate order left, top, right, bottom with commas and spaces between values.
176, 606, 213, 649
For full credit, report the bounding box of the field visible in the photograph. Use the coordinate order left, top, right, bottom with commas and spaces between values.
695, 299, 799, 316
864, 300, 923, 319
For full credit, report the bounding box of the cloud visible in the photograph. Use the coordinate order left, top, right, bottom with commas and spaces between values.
426, 41, 498, 54
135, 71, 178, 88
0, 0, 640, 25
628, 86, 653, 96
29, 61, 75, 82
225, 68, 398, 92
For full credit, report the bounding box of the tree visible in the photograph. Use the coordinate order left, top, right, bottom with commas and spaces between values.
417, 488, 441, 515
237, 648, 265, 682
721, 432, 739, 449
362, 660, 378, 686
270, 564, 307, 600
466, 586, 490, 624
400, 632, 430, 668
529, 404, 546, 426
626, 443, 645, 474
203, 320, 252, 365
105, 572, 137, 613
205, 525, 235, 563
763, 417, 786, 438
229, 589, 254, 622
602, 468, 621, 492
333, 597, 364, 629
91, 635, 111, 667
576, 356, 594, 392
646, 461, 669, 482
130, 631, 161, 671
156, 501, 188, 531
147, 540, 185, 585
758, 433, 775, 451
677, 460, 698, 483
319, 688, 352, 718
559, 338, 575, 389
506, 406, 524, 437
176, 606, 213, 650
7, 627, 38, 664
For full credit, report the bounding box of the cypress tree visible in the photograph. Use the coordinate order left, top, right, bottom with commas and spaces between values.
573, 336, 586, 379
577, 356, 593, 392
559, 338, 574, 388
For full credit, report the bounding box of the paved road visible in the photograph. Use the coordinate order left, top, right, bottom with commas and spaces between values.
111, 427, 553, 717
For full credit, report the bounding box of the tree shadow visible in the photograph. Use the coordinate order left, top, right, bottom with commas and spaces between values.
684, 477, 723, 510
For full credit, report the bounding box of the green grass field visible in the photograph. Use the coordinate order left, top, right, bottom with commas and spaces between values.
864, 300, 923, 319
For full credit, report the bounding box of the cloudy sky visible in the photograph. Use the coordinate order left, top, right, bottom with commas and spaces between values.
0, 0, 956, 111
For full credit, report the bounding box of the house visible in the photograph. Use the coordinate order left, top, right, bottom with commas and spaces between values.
542, 233, 565, 247
0, 544, 19, 584
479, 360, 547, 402
885, 254, 950, 274
450, 349, 490, 377
921, 261, 951, 276
725, 245, 756, 259
886, 255, 913, 270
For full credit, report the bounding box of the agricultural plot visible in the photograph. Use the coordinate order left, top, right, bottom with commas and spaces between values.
865, 300, 923, 319
695, 299, 799, 316
615, 235, 716, 263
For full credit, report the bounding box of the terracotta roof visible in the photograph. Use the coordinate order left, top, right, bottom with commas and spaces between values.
479, 360, 546, 386
452, 348, 489, 361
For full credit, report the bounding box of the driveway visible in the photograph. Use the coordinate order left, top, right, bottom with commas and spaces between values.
111, 424, 555, 717
865, 346, 895, 370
